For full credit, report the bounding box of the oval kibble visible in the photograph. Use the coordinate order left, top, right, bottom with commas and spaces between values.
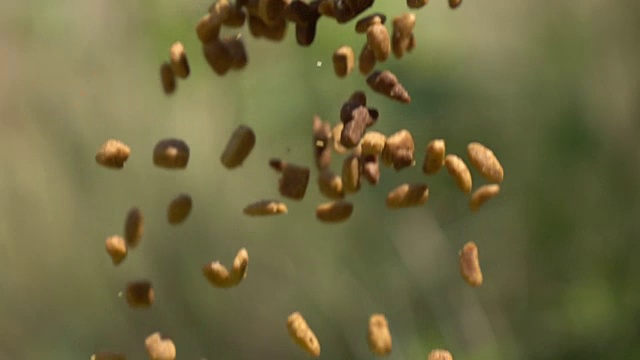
169, 42, 190, 79
95, 139, 131, 169
91, 352, 126, 360
287, 312, 321, 357
332, 45, 355, 77
423, 139, 446, 175
469, 184, 500, 212
243, 199, 288, 216
317, 169, 345, 199
407, 0, 428, 9
167, 194, 192, 224
444, 154, 472, 193
105, 235, 127, 265
466, 142, 504, 183
355, 13, 386, 33
316, 200, 353, 223
124, 207, 144, 248
221, 125, 256, 169
386, 183, 429, 209
449, 0, 462, 9
366, 23, 391, 62
231, 247, 249, 283
160, 62, 176, 95
359, 43, 376, 75
313, 116, 332, 171
125, 280, 154, 308
342, 154, 361, 193
459, 241, 483, 287
428, 349, 454, 360
368, 314, 392, 356
153, 138, 190, 169
381, 129, 415, 170
361, 131, 386, 156
145, 332, 176, 360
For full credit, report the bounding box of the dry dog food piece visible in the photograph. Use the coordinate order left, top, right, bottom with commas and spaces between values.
271, 160, 311, 200
340, 90, 367, 121
203, 35, 248, 75
287, 312, 321, 357
449, 0, 462, 9
95, 139, 131, 169
469, 184, 500, 212
244, 0, 290, 26
243, 199, 288, 216
332, 123, 349, 154
312, 115, 332, 170
367, 70, 411, 103
169, 42, 190, 79
359, 43, 376, 75
342, 154, 361, 193
221, 1, 247, 27
407, 0, 428, 9
444, 154, 472, 193
459, 241, 482, 287
361, 131, 386, 156
197, 0, 232, 43
221, 125, 256, 169
124, 207, 144, 248
355, 13, 386, 33
368, 314, 392, 356
285, 0, 322, 46
428, 349, 454, 360
202, 248, 250, 288
317, 169, 345, 199
153, 138, 190, 169
316, 200, 353, 222
466, 142, 504, 183
145, 332, 176, 360
392, 13, 416, 59
160, 62, 176, 95
342, 106, 375, 148
320, 0, 374, 24
366, 23, 391, 62
332, 46, 355, 77
361, 155, 380, 185
247, 15, 286, 41
167, 194, 192, 224
386, 183, 429, 208
381, 129, 415, 170
125, 280, 154, 308
105, 236, 127, 265
422, 139, 446, 175
91, 352, 126, 360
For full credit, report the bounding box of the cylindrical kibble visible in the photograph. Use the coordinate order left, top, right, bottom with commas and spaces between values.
125, 280, 154, 308
359, 43, 376, 75
444, 154, 472, 193
91, 352, 126, 360
423, 139, 446, 175
366, 23, 391, 62
153, 138, 190, 169
386, 183, 429, 209
317, 169, 345, 199
361, 155, 380, 185
428, 349, 454, 360
459, 241, 483, 287
169, 42, 190, 79
469, 184, 500, 212
342, 154, 361, 193
287, 312, 321, 357
361, 131, 386, 156
160, 62, 176, 95
466, 142, 504, 183
332, 45, 355, 77
313, 116, 332, 170
221, 125, 256, 169
105, 236, 127, 265
368, 314, 392, 356
167, 194, 192, 224
316, 200, 353, 223
145, 332, 176, 360
381, 129, 415, 170
392, 13, 416, 59
95, 139, 131, 169
332, 123, 350, 154
243, 199, 288, 216
124, 207, 144, 248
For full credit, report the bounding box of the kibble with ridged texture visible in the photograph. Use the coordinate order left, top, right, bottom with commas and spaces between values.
444, 154, 472, 193
459, 241, 483, 287
287, 312, 321, 357
368, 314, 392, 356
95, 139, 130, 169
422, 139, 445, 175
466, 142, 504, 183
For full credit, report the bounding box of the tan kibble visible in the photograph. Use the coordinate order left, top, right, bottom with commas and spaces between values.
361, 155, 380, 185
95, 139, 131, 169
449, 0, 462, 9
386, 183, 429, 209
333, 46, 355, 77
153, 138, 190, 169
466, 142, 504, 183
317, 169, 345, 199
231, 248, 249, 283
366, 23, 391, 62
367, 70, 411, 103
145, 332, 176, 360
160, 62, 176, 95
444, 154, 472, 193
469, 184, 500, 212
243, 199, 288, 216
381, 129, 415, 170
368, 314, 392, 356
316, 200, 353, 223
428, 349, 454, 360
342, 154, 361, 193
105, 236, 127, 265
91, 352, 126, 360
203, 248, 249, 288
355, 13, 386, 33
275, 162, 311, 200
124, 207, 144, 248
361, 131, 386, 156
169, 42, 190, 79
313, 115, 332, 170
422, 139, 446, 175
221, 125, 256, 169
125, 280, 154, 308
459, 241, 482, 287
392, 13, 416, 59
407, 0, 428, 9
167, 194, 192, 225
332, 123, 349, 154
359, 43, 376, 75
287, 312, 321, 357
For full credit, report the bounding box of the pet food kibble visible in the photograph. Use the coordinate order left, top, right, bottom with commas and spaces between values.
444, 154, 472, 193
269, 158, 285, 172
203, 35, 248, 75
340, 90, 367, 122
231, 247, 249, 283
459, 241, 482, 287
407, 0, 428, 9
342, 154, 361, 193
124, 207, 144, 248
197, 0, 232, 43
355, 13, 386, 33
202, 261, 233, 287
91, 352, 126, 360
105, 236, 127, 265
223, 3, 247, 27
386, 183, 429, 209
316, 200, 353, 222
318, 169, 345, 199
145, 332, 176, 360
428, 349, 454, 360
449, 0, 462, 9
243, 199, 288, 216
469, 184, 500, 212
221, 125, 256, 169
332, 123, 349, 154
323, 0, 374, 23
341, 106, 374, 148
466, 142, 504, 183
153, 138, 190, 169
367, 70, 411, 103
366, 23, 391, 62
359, 43, 376, 75
95, 139, 131, 169
392, 13, 416, 59
361, 131, 386, 156
312, 116, 332, 170
422, 139, 446, 175
332, 46, 355, 77
167, 194, 192, 224
160, 63, 176, 95
284, 1, 322, 46
287, 312, 321, 357
274, 161, 311, 200
125, 280, 154, 308
361, 155, 380, 185
381, 129, 415, 170
169, 42, 190, 79
368, 314, 392, 356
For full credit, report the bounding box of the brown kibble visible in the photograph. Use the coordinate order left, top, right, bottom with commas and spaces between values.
444, 154, 472, 193
407, 0, 428, 9
361, 131, 386, 156
105, 236, 127, 265
428, 349, 454, 360
95, 139, 131, 169
269, 158, 285, 172
287, 312, 321, 357
160, 62, 176, 95
469, 184, 500, 212
153, 138, 190, 169
368, 314, 392, 356
449, 0, 462, 9
323, 0, 375, 24
342, 154, 361, 194
221, 125, 256, 169
332, 123, 349, 154
366, 23, 391, 62
341, 106, 374, 148
125, 280, 154, 308
284, 1, 321, 46
223, 4, 247, 27
243, 199, 288, 216
333, 46, 355, 77
169, 42, 190, 79
459, 241, 483, 287
316, 200, 353, 222
203, 248, 249, 288
231, 247, 249, 283
367, 70, 411, 103
355, 13, 386, 33
167, 194, 192, 224
203, 35, 248, 75
422, 139, 446, 175
317, 169, 345, 199
359, 43, 377, 75
386, 183, 429, 209
145, 332, 176, 360
466, 142, 504, 183
278, 162, 311, 200
124, 207, 144, 248
392, 13, 416, 59
197, 0, 232, 43
312, 115, 332, 170
381, 129, 415, 170
91, 352, 126, 360
361, 155, 380, 185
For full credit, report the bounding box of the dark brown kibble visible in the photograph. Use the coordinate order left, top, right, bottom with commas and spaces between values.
221, 125, 256, 169
367, 70, 411, 103
423, 139, 446, 175
105, 236, 127, 265
285, 0, 322, 46
145, 332, 176, 360
95, 139, 131, 169
197, 0, 232, 43
407, 0, 428, 9
317, 169, 345, 199
315, 200, 353, 223
124, 207, 144, 248
223, 3, 247, 27
269, 158, 285, 172
359, 43, 376, 75
342, 154, 361, 194
125, 280, 154, 308
366, 23, 391, 62
169, 42, 190, 79
449, 0, 462, 9
278, 162, 311, 200
381, 129, 415, 170
326, 0, 375, 24
386, 183, 429, 208
313, 116, 332, 170
167, 194, 192, 224
341, 107, 374, 148
203, 35, 248, 75
153, 138, 189, 169
355, 13, 386, 33
332, 46, 355, 77
428, 349, 453, 360
361, 155, 380, 185
160, 63, 176, 95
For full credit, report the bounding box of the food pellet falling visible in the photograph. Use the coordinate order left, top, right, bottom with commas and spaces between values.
428, 349, 454, 360
368, 313, 392, 356
125, 280, 155, 308
105, 235, 127, 265
202, 248, 249, 288
145, 332, 176, 360
95, 139, 130, 169
459, 241, 483, 287
287, 312, 321, 357
167, 193, 193, 224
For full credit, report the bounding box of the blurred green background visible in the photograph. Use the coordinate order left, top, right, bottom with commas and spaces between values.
1, 0, 639, 359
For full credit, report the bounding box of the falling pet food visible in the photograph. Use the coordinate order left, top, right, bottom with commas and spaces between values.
359, 43, 376, 75
203, 35, 248, 75
105, 236, 127, 265
145, 332, 176, 360
221, 125, 256, 169
316, 200, 353, 222
355, 13, 386, 33
169, 42, 190, 79
407, 0, 428, 8
361, 155, 380, 185
124, 207, 144, 248
392, 13, 416, 59
167, 193, 192, 224
287, 312, 321, 357
125, 280, 155, 308
332, 123, 349, 154
466, 142, 504, 183
153, 138, 190, 169
469, 184, 500, 212
368, 314, 392, 356
160, 62, 176, 95
366, 70, 411, 103
332, 45, 355, 77
386, 183, 429, 209
366, 23, 391, 62
361, 131, 386, 156
95, 139, 131, 169
422, 139, 446, 175
222, 1, 247, 27
312, 116, 332, 170
91, 352, 126, 360
444, 154, 472, 193
381, 129, 415, 170
459, 241, 483, 287
428, 349, 454, 360
243, 199, 288, 216
202, 248, 249, 288
342, 154, 361, 193
449, 0, 462, 9
272, 160, 311, 200
317, 169, 345, 199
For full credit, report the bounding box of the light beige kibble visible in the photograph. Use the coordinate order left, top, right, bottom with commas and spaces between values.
167, 194, 192, 224
466, 142, 504, 183
469, 184, 500, 212
243, 200, 288, 216
202, 248, 249, 288
287, 312, 321, 357
95, 139, 131, 169
459, 241, 483, 287
423, 139, 446, 175
386, 183, 429, 209
444, 154, 472, 193
381, 129, 415, 170
169, 42, 190, 79
428, 349, 453, 360
105, 236, 127, 265
145, 332, 176, 360
316, 200, 353, 223
124, 207, 144, 248
366, 23, 391, 62
153, 138, 190, 169
368, 314, 392, 356
359, 43, 376, 75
